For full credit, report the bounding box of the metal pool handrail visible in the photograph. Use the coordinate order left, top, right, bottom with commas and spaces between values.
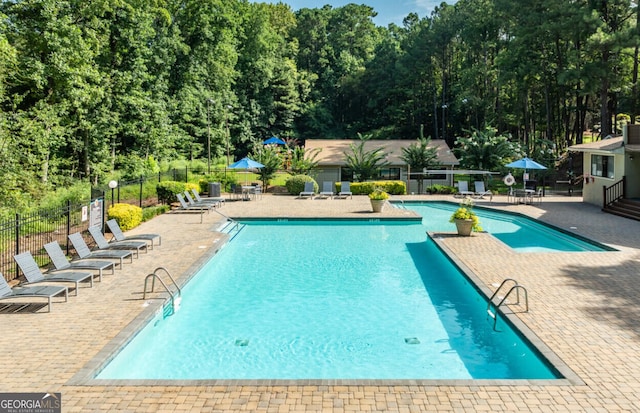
143, 267, 182, 315
486, 278, 528, 331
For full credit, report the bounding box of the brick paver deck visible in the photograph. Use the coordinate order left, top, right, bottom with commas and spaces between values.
1, 193, 640, 412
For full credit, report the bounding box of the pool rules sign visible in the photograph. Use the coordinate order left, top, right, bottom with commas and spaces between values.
0, 393, 61, 413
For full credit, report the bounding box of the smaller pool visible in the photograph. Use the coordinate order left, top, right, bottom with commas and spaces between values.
400, 201, 613, 253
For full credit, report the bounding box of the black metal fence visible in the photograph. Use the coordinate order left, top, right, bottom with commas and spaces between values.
98, 167, 227, 208
0, 198, 105, 283
1, 167, 223, 284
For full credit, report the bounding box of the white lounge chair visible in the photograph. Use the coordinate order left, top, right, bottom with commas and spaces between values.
338, 181, 353, 199
184, 191, 220, 210
454, 181, 474, 198
0, 272, 68, 312
176, 193, 211, 212
473, 181, 493, 201
192, 188, 226, 205
299, 181, 315, 199
318, 181, 334, 199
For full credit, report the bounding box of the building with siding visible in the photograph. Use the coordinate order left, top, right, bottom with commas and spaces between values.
303, 139, 459, 194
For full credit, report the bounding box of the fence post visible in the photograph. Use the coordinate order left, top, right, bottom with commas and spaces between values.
14, 213, 20, 277
65, 200, 71, 254
185, 167, 188, 183
139, 177, 144, 208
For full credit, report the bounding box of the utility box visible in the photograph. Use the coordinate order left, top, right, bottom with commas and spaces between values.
208, 182, 221, 197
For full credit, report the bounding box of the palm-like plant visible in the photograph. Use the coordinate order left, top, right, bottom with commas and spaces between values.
343, 133, 390, 182
288, 146, 321, 175
454, 126, 524, 171
251, 145, 283, 191
400, 137, 440, 193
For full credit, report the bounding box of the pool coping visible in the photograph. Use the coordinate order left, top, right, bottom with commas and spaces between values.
68, 217, 585, 387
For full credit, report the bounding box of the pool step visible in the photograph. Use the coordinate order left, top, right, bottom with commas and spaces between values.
218, 219, 245, 240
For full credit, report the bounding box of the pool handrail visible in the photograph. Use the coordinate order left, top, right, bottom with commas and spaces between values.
487, 278, 528, 331
212, 209, 242, 234
143, 267, 182, 315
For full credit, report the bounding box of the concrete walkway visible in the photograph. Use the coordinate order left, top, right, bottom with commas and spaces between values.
1, 193, 640, 412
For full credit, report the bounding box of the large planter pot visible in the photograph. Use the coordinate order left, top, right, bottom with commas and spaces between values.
370, 199, 386, 213
454, 218, 474, 236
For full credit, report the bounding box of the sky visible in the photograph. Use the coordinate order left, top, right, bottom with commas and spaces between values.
267, 1, 457, 27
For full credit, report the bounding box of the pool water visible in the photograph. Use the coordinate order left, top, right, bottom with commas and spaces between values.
97, 220, 559, 380
404, 201, 610, 252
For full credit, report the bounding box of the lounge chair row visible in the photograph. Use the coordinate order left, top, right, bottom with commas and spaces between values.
176, 188, 225, 211
454, 181, 493, 201
1, 220, 160, 312
299, 181, 353, 199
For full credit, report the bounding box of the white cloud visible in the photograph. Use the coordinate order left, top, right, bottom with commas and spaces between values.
413, 0, 457, 14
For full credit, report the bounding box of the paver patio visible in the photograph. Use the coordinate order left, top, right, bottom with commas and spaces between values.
1, 193, 639, 412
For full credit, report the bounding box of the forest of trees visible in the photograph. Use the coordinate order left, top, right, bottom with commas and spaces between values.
0, 0, 638, 207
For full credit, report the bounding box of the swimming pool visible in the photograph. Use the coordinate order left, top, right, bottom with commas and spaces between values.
401, 201, 612, 252
96, 220, 561, 381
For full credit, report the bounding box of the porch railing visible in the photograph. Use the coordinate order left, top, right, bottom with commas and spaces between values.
603, 176, 626, 209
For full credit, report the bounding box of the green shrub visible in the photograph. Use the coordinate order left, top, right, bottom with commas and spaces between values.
349, 180, 406, 195
156, 181, 198, 204
108, 203, 143, 230
285, 175, 318, 194
426, 184, 456, 194
142, 205, 170, 222
114, 178, 159, 203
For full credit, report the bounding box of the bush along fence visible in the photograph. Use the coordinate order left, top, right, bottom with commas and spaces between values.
97, 167, 232, 209
0, 198, 106, 284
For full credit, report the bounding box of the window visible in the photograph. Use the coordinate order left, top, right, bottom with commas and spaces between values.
378, 168, 401, 180
340, 167, 400, 181
340, 168, 354, 182
423, 168, 447, 180
591, 155, 614, 179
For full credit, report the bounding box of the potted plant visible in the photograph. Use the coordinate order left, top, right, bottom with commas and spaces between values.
449, 198, 482, 236
369, 188, 390, 212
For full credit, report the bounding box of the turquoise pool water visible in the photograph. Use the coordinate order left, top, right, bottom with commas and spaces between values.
403, 201, 610, 252
97, 220, 560, 380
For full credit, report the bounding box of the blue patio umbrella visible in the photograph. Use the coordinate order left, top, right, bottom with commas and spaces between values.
506, 157, 547, 171
228, 157, 265, 169
263, 136, 286, 145
228, 157, 264, 184
506, 157, 547, 189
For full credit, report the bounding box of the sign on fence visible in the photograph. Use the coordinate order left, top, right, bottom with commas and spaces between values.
89, 199, 103, 228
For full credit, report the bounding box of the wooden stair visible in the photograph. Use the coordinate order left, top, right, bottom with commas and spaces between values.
604, 198, 640, 221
